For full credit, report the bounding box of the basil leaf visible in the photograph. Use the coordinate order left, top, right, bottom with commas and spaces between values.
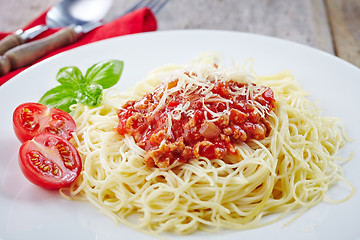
84, 60, 124, 89
39, 59, 124, 112
39, 85, 77, 112
77, 84, 103, 107
56, 66, 83, 88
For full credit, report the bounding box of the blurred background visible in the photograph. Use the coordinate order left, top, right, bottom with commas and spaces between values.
0, 0, 359, 67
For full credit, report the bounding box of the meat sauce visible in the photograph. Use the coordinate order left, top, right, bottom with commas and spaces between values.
117, 71, 275, 168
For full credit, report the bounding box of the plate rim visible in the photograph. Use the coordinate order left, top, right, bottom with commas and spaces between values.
1, 29, 359, 90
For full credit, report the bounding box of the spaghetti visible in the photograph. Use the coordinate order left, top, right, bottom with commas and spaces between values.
61, 54, 354, 236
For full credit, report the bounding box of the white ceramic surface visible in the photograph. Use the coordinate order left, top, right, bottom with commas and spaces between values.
0, 30, 359, 240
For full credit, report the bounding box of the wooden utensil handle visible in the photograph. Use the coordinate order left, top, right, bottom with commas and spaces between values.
0, 33, 24, 56
0, 27, 78, 77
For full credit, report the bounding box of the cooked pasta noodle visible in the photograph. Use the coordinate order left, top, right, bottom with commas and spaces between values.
61, 53, 354, 237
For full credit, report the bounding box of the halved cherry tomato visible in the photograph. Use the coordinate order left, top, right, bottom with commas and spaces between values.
18, 132, 82, 189
13, 103, 76, 143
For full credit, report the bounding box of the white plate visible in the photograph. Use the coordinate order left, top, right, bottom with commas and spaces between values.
0, 30, 359, 240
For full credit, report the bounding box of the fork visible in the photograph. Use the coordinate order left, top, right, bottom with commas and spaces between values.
0, 0, 169, 76
124, 0, 170, 15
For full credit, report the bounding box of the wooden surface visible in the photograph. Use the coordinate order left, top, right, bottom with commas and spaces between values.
0, 0, 359, 68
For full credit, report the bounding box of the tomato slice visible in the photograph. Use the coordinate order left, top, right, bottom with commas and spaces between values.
18, 132, 82, 189
13, 102, 76, 143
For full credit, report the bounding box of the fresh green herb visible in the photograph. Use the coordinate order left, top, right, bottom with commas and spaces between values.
39, 60, 123, 112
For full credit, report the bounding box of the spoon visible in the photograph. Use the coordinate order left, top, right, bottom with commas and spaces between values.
0, 0, 113, 75
0, 0, 113, 55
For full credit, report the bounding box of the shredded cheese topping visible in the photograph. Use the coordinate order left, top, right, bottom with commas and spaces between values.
152, 64, 271, 131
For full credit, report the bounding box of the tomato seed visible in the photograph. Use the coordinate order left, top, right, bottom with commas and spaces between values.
64, 162, 72, 167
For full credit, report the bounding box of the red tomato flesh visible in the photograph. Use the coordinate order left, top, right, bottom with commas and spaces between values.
18, 132, 82, 189
13, 102, 76, 143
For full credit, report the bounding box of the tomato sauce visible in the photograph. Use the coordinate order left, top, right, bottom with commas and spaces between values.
117, 73, 275, 168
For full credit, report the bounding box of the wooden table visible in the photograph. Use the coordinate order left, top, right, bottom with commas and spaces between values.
0, 0, 359, 68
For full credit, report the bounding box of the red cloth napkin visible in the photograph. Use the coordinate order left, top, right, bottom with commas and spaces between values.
0, 7, 157, 86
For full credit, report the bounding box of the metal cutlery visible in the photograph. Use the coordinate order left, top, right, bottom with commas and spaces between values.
0, 0, 113, 56
0, 0, 169, 76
